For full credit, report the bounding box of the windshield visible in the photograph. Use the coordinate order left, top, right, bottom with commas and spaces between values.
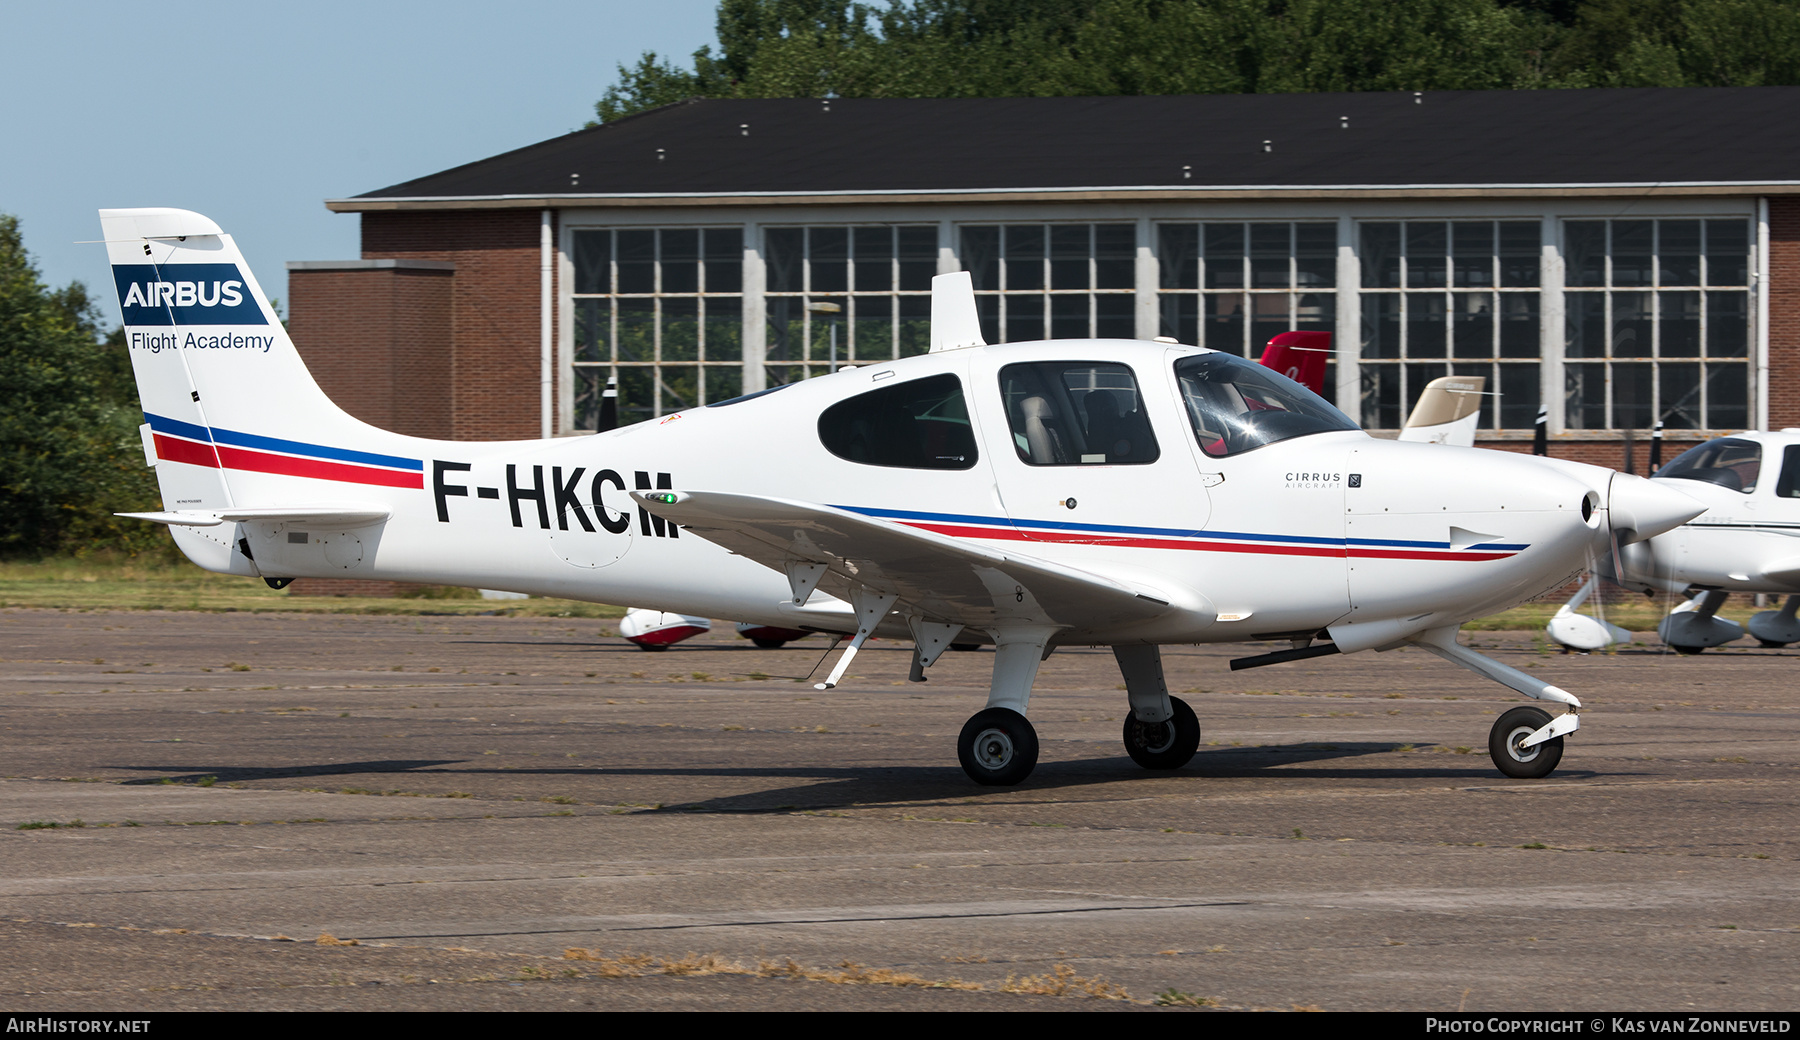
1174, 352, 1358, 457
1655, 438, 1760, 493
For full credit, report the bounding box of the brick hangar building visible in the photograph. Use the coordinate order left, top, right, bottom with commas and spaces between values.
289, 87, 1800, 496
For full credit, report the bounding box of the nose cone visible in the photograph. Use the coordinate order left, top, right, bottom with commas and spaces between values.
1609, 472, 1705, 544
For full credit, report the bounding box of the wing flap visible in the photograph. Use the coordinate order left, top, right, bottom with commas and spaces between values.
635, 490, 1199, 634
118, 506, 391, 527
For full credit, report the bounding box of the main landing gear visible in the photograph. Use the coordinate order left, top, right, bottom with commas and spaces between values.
1659, 590, 1742, 654
944, 636, 1200, 785
958, 707, 1039, 785
1123, 697, 1201, 770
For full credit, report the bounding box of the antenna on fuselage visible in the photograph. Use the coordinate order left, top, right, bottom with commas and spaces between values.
929, 271, 987, 353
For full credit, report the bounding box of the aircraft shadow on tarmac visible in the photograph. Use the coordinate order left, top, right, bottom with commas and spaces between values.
114, 759, 464, 786
105, 744, 1595, 810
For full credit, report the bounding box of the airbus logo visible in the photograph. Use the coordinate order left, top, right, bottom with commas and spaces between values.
112, 263, 265, 326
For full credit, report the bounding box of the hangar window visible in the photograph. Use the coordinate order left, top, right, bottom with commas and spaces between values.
764, 225, 938, 386
959, 224, 1137, 344
1156, 222, 1337, 360
1355, 221, 1542, 432
1562, 219, 1751, 433
1655, 437, 1760, 494
571, 227, 744, 428
818, 374, 978, 470
999, 362, 1158, 465
1175, 352, 1358, 458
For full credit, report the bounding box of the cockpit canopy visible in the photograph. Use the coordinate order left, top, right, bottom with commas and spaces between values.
1656, 437, 1761, 493
1174, 351, 1358, 457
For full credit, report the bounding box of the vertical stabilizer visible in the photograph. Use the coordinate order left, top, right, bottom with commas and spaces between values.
1398, 375, 1487, 447
929, 272, 986, 352
1257, 331, 1331, 395
100, 208, 435, 572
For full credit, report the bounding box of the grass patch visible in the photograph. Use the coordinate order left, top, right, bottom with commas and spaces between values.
1155, 988, 1219, 1007
559, 949, 1130, 1000
0, 557, 627, 617
561, 948, 993, 993
1467, 598, 1760, 632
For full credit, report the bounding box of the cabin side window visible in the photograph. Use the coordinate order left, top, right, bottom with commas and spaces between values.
817, 373, 977, 470
998, 362, 1159, 466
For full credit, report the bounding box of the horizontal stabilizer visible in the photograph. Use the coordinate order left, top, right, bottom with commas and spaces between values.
633, 490, 1197, 634
117, 506, 392, 527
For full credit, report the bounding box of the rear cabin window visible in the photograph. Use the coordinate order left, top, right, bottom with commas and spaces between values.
1656, 438, 1761, 494
999, 361, 1159, 465
817, 373, 977, 469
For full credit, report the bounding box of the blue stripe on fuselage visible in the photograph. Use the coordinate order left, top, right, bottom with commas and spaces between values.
835, 504, 1528, 552
143, 412, 422, 471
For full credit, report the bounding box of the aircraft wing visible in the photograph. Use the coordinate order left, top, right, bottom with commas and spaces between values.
633, 490, 1190, 633
117, 506, 392, 527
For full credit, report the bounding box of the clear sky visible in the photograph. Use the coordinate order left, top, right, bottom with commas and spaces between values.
1, 0, 720, 321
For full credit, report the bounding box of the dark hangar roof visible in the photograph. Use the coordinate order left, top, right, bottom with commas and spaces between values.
332, 88, 1800, 210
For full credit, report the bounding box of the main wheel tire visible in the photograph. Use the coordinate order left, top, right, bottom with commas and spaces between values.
957, 708, 1039, 786
751, 638, 789, 649
1670, 644, 1705, 655
949, 642, 981, 652
1489, 705, 1563, 779
636, 643, 669, 652
1122, 696, 1201, 770
1758, 639, 1788, 649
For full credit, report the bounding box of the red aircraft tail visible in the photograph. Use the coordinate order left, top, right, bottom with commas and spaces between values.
1257, 331, 1332, 395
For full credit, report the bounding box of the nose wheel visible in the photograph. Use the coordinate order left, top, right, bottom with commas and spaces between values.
1489, 705, 1564, 779
1123, 696, 1200, 770
957, 708, 1039, 786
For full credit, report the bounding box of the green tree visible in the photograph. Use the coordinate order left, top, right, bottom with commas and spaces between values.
0, 215, 164, 558
592, 0, 1800, 123
1550, 0, 1800, 86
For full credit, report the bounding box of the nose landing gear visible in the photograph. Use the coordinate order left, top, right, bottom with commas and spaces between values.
1489, 705, 1568, 779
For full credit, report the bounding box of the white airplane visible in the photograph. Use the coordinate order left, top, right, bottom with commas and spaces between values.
595, 375, 811, 652
105, 208, 1702, 784
1547, 429, 1800, 654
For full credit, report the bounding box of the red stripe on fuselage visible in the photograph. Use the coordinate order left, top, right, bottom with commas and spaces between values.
902, 521, 1512, 562
152, 434, 222, 469
154, 435, 423, 489
1347, 547, 1513, 562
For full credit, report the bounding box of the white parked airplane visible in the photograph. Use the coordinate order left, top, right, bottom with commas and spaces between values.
105, 208, 1702, 784
1547, 429, 1800, 654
